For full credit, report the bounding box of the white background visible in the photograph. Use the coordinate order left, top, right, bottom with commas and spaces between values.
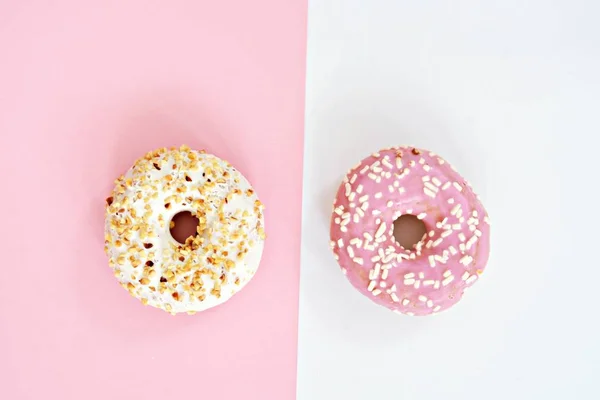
298, 1, 600, 399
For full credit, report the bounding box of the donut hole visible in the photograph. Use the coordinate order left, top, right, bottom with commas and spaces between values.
169, 211, 200, 244
393, 214, 427, 250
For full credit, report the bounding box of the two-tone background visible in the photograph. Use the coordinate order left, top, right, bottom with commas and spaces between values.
1, 1, 598, 399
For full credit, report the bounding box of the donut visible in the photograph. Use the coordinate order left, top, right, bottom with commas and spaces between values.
104, 145, 265, 315
329, 146, 490, 316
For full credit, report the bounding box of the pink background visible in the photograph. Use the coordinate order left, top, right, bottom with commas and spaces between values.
0, 1, 307, 399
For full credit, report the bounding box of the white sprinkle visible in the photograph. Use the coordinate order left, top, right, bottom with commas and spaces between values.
360, 202, 369, 211
466, 236, 478, 250
404, 272, 415, 279
431, 177, 442, 187
388, 185, 394, 193
434, 255, 446, 264
390, 284, 397, 292
426, 240, 433, 249
453, 182, 463, 191
423, 165, 431, 172
334, 217, 340, 224
340, 226, 347, 232
459, 243, 466, 252
484, 216, 491, 224
466, 275, 478, 285
452, 224, 461, 230
381, 269, 389, 280
353, 257, 364, 265
433, 305, 442, 312
402, 299, 410, 306
424, 181, 439, 192
460, 255, 473, 266
441, 230, 453, 238
349, 174, 357, 184
422, 176, 431, 182
423, 280, 435, 286
458, 233, 466, 242
375, 222, 387, 238
356, 208, 365, 217
469, 225, 476, 232
368, 280, 377, 291
424, 188, 437, 198
449, 246, 458, 255
363, 232, 373, 241
396, 156, 403, 169
359, 195, 369, 203
368, 173, 377, 180
341, 266, 346, 273
434, 281, 441, 289
443, 269, 452, 278
442, 181, 451, 190
419, 272, 425, 279
334, 207, 343, 215
353, 214, 359, 223
427, 300, 434, 308
428, 255, 436, 267
346, 246, 355, 258
419, 158, 425, 164
386, 201, 393, 207
383, 253, 395, 263
404, 279, 415, 285
345, 183, 351, 197
370, 264, 381, 279
428, 230, 435, 238
372, 289, 382, 296
356, 184, 363, 194
374, 192, 383, 199
418, 295, 428, 302
359, 166, 369, 174
447, 198, 455, 204
414, 280, 421, 289
417, 212, 427, 220
337, 239, 344, 248
442, 276, 454, 286
379, 281, 387, 288
393, 181, 400, 188
462, 271, 470, 281
391, 293, 400, 302
475, 229, 482, 237
340, 218, 350, 226
398, 187, 406, 194
433, 238, 443, 247
382, 158, 393, 169
451, 204, 461, 216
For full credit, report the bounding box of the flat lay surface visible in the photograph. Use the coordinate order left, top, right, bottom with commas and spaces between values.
298, 1, 600, 399
0, 1, 598, 399
0, 1, 306, 399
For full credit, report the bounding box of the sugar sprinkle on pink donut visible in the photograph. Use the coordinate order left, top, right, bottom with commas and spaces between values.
329, 146, 490, 316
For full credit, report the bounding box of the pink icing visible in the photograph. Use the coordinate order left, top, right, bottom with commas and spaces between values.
329, 146, 490, 316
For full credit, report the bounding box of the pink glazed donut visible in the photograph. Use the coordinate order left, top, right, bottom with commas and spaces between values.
329, 146, 490, 316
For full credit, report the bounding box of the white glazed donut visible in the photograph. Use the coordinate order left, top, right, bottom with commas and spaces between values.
104, 145, 265, 315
